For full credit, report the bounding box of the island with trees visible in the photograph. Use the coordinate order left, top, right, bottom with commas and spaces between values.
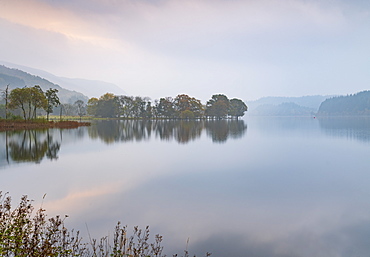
1, 86, 248, 131
85, 93, 247, 120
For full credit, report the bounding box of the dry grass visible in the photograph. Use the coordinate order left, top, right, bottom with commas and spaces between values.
0, 192, 211, 257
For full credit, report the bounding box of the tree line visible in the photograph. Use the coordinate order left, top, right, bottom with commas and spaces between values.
87, 93, 248, 119
1, 86, 248, 120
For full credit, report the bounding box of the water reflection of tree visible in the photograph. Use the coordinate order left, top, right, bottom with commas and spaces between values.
7, 129, 61, 163
88, 120, 153, 144
88, 120, 121, 144
46, 131, 61, 160
228, 120, 248, 139
153, 120, 203, 144
318, 117, 370, 143
174, 120, 203, 144
204, 120, 247, 143
89, 120, 247, 144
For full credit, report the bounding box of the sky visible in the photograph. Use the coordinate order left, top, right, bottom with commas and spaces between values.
0, 0, 370, 101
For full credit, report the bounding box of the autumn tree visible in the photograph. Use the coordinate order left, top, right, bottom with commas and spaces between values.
174, 94, 204, 119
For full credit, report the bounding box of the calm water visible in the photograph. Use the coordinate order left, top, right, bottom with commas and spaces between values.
1, 117, 370, 257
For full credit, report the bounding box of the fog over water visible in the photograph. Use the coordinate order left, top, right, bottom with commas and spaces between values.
1, 117, 370, 257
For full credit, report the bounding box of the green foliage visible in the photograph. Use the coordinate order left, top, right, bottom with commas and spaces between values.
205, 94, 230, 119
0, 192, 211, 257
228, 98, 248, 119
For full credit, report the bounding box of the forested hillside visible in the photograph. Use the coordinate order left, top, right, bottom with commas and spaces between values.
0, 65, 87, 103
317, 91, 370, 116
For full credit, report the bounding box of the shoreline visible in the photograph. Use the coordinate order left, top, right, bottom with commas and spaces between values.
0, 120, 91, 131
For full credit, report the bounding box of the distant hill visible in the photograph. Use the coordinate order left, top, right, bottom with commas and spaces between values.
57, 77, 126, 98
317, 90, 370, 116
0, 65, 88, 103
246, 95, 330, 116
0, 61, 126, 98
250, 102, 316, 116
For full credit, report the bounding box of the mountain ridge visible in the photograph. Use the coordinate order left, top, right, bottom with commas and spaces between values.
0, 61, 126, 98
0, 65, 88, 103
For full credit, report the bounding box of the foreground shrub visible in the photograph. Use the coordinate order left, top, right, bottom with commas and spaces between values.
0, 192, 210, 257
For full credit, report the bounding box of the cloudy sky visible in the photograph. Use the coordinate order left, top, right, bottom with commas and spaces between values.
0, 0, 369, 101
